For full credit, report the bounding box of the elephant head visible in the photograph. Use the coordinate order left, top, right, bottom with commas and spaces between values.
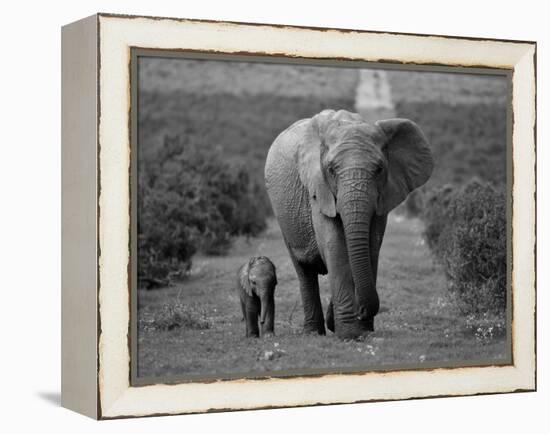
240, 256, 277, 329
299, 109, 433, 329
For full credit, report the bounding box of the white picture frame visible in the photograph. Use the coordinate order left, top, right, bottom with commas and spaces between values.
61, 13, 536, 419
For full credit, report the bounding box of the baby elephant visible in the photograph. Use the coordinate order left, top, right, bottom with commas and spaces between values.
237, 256, 277, 337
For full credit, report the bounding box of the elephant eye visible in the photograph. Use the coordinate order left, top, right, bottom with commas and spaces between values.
375, 165, 383, 175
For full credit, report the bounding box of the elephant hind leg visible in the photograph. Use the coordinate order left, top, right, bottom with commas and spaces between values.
326, 300, 335, 333
291, 257, 326, 335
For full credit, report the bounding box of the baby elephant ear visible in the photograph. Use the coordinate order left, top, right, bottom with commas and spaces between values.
239, 260, 253, 296
375, 118, 434, 215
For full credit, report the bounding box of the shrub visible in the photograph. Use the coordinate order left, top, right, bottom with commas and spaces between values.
421, 184, 457, 251
138, 135, 268, 288
422, 180, 507, 314
138, 302, 210, 331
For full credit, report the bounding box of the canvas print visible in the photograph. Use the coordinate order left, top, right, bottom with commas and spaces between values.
134, 54, 510, 382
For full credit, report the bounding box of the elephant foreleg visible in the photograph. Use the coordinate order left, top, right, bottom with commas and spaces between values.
291, 257, 326, 335
326, 215, 387, 334
328, 262, 359, 338
323, 221, 364, 339
244, 296, 261, 338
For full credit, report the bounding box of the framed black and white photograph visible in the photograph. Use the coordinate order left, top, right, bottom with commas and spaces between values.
61, 13, 536, 419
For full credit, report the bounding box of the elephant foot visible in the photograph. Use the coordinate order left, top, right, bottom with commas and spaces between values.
335, 321, 372, 341
358, 317, 374, 332
303, 321, 326, 335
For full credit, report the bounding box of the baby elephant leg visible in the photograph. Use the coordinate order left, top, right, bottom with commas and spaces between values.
261, 293, 275, 337
243, 296, 261, 338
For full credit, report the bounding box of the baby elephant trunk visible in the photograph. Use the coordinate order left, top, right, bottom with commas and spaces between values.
260, 302, 267, 324
260, 291, 271, 323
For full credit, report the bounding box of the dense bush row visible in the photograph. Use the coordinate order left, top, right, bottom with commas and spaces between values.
394, 100, 508, 315
420, 180, 507, 314
138, 135, 268, 288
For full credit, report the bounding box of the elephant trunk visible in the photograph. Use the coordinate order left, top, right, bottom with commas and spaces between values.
339, 174, 380, 324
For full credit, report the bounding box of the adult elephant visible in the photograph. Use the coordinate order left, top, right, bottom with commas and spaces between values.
265, 109, 433, 340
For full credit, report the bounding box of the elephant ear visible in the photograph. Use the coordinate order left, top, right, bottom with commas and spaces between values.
375, 118, 434, 215
239, 260, 253, 296
297, 115, 336, 218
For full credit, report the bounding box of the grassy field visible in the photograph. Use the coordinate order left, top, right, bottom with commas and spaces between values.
137, 216, 508, 380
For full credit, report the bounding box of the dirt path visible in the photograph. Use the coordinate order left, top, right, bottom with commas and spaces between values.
137, 216, 507, 379
355, 69, 395, 122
